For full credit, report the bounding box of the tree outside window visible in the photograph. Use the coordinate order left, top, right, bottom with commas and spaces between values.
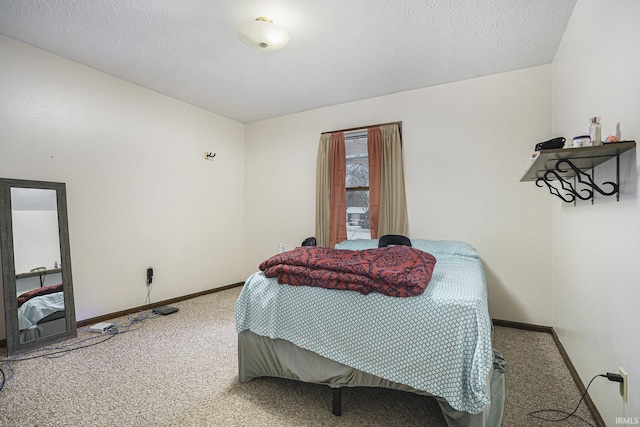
345, 131, 370, 239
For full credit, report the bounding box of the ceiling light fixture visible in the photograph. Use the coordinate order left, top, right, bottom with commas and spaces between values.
237, 17, 289, 51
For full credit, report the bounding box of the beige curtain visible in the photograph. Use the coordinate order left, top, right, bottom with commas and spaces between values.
378, 124, 409, 236
315, 134, 331, 247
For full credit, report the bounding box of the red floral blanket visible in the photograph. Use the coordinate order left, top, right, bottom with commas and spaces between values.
259, 246, 436, 297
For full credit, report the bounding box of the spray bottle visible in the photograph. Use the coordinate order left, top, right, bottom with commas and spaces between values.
589, 117, 601, 146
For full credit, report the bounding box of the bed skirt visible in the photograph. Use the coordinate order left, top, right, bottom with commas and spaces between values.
238, 330, 505, 427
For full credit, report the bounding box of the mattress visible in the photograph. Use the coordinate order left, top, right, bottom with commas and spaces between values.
235, 239, 494, 415
17, 291, 65, 330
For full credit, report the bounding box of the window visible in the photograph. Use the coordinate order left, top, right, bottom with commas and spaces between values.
345, 130, 371, 239
316, 122, 407, 248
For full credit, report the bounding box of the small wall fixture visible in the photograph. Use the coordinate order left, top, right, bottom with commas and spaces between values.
204, 152, 216, 160
237, 17, 289, 51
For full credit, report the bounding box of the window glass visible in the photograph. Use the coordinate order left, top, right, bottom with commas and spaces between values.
345, 132, 368, 187
345, 131, 371, 239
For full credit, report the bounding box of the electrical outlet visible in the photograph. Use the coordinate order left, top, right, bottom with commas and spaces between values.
620, 367, 628, 403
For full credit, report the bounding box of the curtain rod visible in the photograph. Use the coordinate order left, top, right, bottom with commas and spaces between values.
321, 121, 402, 135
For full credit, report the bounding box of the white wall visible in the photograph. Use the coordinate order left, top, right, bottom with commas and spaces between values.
244, 65, 553, 325
12, 210, 60, 274
551, 0, 640, 422
0, 36, 246, 339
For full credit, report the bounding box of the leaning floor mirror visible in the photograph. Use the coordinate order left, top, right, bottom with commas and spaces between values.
0, 178, 77, 356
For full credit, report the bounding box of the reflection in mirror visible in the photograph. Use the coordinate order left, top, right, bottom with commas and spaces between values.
1, 179, 76, 356
11, 188, 66, 344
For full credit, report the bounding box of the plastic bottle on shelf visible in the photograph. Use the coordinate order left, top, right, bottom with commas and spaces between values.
589, 116, 602, 146
278, 243, 284, 253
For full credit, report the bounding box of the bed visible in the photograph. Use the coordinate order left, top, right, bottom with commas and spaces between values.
235, 239, 505, 427
17, 283, 66, 342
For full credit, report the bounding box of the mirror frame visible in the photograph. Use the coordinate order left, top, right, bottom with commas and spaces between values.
0, 178, 77, 355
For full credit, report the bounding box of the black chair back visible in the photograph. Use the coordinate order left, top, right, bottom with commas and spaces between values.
378, 234, 411, 248
301, 237, 317, 246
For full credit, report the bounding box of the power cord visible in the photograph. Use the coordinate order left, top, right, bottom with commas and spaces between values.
528, 373, 624, 426
104, 310, 154, 334
0, 332, 115, 392
145, 282, 153, 305
1, 309, 158, 391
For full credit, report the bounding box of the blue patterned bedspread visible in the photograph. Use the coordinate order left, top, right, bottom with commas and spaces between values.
18, 292, 64, 330
235, 239, 493, 414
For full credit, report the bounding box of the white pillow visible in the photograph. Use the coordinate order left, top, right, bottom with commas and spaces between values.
411, 239, 478, 258
334, 239, 378, 250
334, 238, 478, 258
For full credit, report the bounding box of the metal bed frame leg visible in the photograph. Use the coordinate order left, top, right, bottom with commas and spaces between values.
332, 387, 342, 416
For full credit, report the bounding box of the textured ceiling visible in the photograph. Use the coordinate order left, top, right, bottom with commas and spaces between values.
0, 0, 576, 123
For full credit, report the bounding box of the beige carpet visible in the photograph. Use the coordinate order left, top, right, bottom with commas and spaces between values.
1, 286, 596, 426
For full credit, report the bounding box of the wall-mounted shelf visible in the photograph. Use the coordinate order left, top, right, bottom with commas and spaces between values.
16, 268, 61, 287
520, 141, 636, 203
